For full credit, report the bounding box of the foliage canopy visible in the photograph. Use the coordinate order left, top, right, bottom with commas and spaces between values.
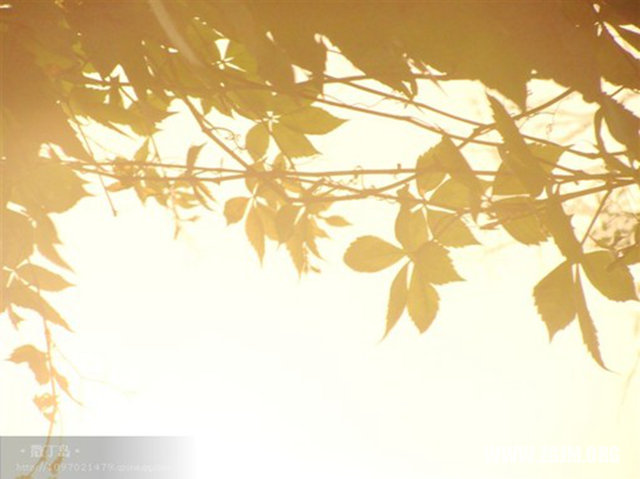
1, 0, 639, 433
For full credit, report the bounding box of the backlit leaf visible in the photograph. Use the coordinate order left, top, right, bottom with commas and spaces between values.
224, 196, 250, 224
574, 274, 607, 369
323, 215, 350, 227
280, 106, 346, 135
2, 209, 34, 268
17, 264, 73, 291
413, 241, 463, 284
276, 204, 300, 243
407, 269, 439, 333
428, 210, 478, 247
542, 199, 582, 261
488, 95, 548, 196
415, 143, 446, 195
395, 204, 428, 252
186, 143, 205, 172
533, 260, 576, 340
385, 263, 408, 336
7, 281, 72, 330
491, 198, 548, 245
600, 97, 639, 159
272, 123, 319, 158
581, 250, 638, 302
246, 123, 270, 161
9, 345, 50, 385
344, 236, 405, 273
245, 207, 265, 262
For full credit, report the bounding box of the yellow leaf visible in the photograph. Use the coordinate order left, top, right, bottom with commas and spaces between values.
17, 264, 73, 291
9, 345, 50, 385
344, 236, 404, 273
533, 260, 576, 340
581, 250, 638, 302
407, 269, 439, 333
245, 207, 265, 262
394, 204, 428, 252
385, 264, 408, 337
224, 197, 249, 225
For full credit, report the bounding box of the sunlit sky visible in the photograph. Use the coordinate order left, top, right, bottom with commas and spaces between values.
1, 58, 639, 479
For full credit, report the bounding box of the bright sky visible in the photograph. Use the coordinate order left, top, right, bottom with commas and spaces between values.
1, 66, 639, 479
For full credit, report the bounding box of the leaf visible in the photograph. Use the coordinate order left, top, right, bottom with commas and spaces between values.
12, 159, 87, 213
434, 136, 483, 198
246, 123, 270, 161
533, 260, 576, 340
415, 143, 446, 195
272, 123, 319, 158
541, 199, 582, 261
428, 210, 478, 247
487, 95, 548, 196
574, 274, 607, 369
286, 224, 308, 276
394, 204, 428, 252
186, 143, 205, 172
53, 368, 72, 398
385, 264, 408, 336
280, 106, 346, 135
16, 264, 73, 291
406, 269, 439, 333
34, 214, 72, 271
581, 250, 638, 302
493, 144, 563, 196
9, 345, 50, 385
1, 209, 34, 268
413, 241, 463, 285
323, 215, 350, 227
490, 198, 548, 245
600, 97, 639, 159
245, 207, 265, 262
275, 204, 300, 243
430, 179, 474, 211
7, 281, 72, 331
256, 203, 279, 241
343, 236, 405, 273
224, 196, 250, 224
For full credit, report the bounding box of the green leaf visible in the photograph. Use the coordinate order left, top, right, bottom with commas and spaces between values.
280, 106, 346, 135
245, 207, 265, 262
344, 236, 405, 273
415, 143, 446, 195
224, 197, 250, 225
272, 123, 319, 158
385, 264, 408, 337
574, 274, 607, 369
16, 264, 73, 291
488, 95, 548, 196
407, 269, 439, 333
186, 143, 205, 172
428, 210, 478, 247
9, 345, 50, 385
413, 241, 463, 284
533, 260, 576, 340
246, 123, 270, 161
581, 250, 638, 302
394, 205, 428, 252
